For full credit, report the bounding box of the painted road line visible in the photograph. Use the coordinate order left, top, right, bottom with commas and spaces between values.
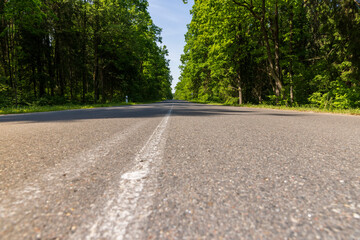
0, 120, 146, 228
80, 106, 173, 240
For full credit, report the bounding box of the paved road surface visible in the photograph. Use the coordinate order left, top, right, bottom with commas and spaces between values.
0, 101, 359, 239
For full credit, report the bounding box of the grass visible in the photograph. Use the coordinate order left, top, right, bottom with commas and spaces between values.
2, 99, 360, 116
0, 102, 154, 115
189, 100, 360, 116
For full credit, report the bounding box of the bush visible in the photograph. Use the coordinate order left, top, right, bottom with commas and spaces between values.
224, 97, 238, 105
34, 96, 68, 106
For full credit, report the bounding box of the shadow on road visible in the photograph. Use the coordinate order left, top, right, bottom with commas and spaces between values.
0, 100, 305, 123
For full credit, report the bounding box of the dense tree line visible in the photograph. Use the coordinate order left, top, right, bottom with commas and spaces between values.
176, 0, 360, 109
0, 0, 172, 107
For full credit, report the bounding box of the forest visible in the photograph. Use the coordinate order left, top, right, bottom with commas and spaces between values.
176, 0, 360, 109
0, 0, 173, 107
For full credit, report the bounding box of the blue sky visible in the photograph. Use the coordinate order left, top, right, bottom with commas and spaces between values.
147, 0, 194, 93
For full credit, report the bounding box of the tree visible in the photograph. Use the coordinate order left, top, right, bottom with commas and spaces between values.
0, 0, 172, 107
176, 0, 360, 109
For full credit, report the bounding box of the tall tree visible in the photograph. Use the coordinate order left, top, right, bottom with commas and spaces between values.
0, 0, 173, 107
176, 0, 360, 109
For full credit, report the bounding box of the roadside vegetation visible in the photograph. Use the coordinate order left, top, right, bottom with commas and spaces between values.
0, 101, 161, 115
190, 100, 360, 116
176, 0, 360, 112
0, 0, 172, 109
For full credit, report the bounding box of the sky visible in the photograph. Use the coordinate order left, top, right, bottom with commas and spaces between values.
147, 0, 194, 93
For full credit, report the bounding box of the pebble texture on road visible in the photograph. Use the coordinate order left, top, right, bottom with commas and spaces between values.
0, 101, 359, 239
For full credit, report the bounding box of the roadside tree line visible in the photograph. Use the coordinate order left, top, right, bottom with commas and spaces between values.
0, 0, 172, 107
176, 0, 360, 109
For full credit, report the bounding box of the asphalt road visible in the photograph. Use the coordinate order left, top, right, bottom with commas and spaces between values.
0, 101, 359, 239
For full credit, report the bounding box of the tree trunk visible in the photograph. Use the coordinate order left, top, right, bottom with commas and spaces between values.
14, 65, 18, 106
93, 58, 99, 102
82, 0, 87, 103
45, 33, 55, 96
273, 0, 282, 101
7, 22, 13, 89
289, 6, 294, 105
0, 0, 8, 79
232, 0, 283, 98
9, 21, 18, 105
55, 30, 64, 96
257, 0, 282, 102
37, 42, 45, 97
238, 86, 243, 105
237, 72, 243, 105
93, 0, 100, 103
13, 24, 17, 106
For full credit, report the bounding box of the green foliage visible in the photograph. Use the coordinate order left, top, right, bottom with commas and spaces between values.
0, 101, 156, 115
0, 0, 172, 107
176, 0, 360, 110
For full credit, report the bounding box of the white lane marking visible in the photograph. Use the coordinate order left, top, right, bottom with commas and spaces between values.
121, 170, 148, 180
83, 106, 173, 240
0, 121, 146, 220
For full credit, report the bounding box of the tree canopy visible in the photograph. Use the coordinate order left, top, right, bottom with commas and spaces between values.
176, 0, 360, 109
0, 0, 173, 107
